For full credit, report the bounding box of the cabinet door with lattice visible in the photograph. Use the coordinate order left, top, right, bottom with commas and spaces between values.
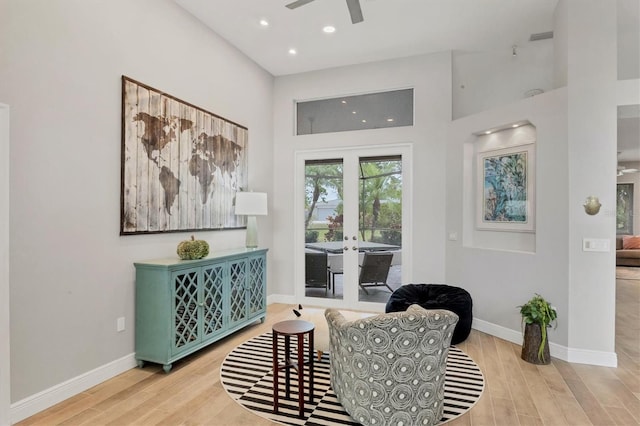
248, 255, 266, 318
171, 267, 201, 356
229, 258, 248, 325
201, 263, 226, 341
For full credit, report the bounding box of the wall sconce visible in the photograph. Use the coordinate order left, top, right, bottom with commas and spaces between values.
235, 192, 268, 249
583, 196, 601, 215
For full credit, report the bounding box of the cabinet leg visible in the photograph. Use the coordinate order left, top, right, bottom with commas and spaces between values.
136, 360, 145, 369
162, 364, 173, 373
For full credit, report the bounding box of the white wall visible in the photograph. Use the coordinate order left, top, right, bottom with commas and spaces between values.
0, 0, 273, 406
446, 0, 621, 366
553, 0, 569, 88
618, 0, 640, 80
447, 89, 570, 349
272, 53, 452, 301
563, 0, 617, 363
0, 104, 10, 426
453, 41, 556, 119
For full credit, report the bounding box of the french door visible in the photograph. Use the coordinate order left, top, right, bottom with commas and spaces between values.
296, 145, 411, 310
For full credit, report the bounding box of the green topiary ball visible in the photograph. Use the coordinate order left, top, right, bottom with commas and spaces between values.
177, 235, 210, 260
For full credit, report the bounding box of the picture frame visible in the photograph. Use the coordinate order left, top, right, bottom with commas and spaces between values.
476, 144, 535, 232
120, 76, 248, 235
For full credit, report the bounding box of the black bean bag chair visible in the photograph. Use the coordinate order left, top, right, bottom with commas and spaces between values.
385, 284, 473, 344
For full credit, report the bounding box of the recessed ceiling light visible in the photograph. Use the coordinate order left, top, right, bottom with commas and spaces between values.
323, 25, 336, 33
288, 48, 297, 55
341, 100, 347, 104
362, 119, 367, 123
485, 131, 492, 135
512, 124, 519, 128
386, 118, 394, 122
352, 111, 357, 114
259, 19, 269, 27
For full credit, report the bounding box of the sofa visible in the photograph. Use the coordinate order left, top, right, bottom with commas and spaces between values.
325, 304, 459, 426
616, 235, 640, 267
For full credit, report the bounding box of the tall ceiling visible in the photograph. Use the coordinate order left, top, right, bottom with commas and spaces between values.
175, 0, 559, 76
175, 0, 639, 162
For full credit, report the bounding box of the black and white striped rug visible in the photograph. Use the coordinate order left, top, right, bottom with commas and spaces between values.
220, 333, 484, 425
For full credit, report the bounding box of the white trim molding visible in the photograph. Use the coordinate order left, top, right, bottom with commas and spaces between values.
472, 318, 617, 368
10, 353, 136, 424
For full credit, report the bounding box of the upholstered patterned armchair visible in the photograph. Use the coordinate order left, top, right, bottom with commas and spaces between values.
325, 304, 459, 426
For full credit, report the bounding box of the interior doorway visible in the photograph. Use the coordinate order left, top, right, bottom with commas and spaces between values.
615, 104, 640, 377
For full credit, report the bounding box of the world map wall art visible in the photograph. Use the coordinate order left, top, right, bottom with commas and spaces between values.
120, 76, 248, 235
476, 144, 535, 232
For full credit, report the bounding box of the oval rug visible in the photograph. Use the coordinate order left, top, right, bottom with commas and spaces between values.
220, 333, 484, 425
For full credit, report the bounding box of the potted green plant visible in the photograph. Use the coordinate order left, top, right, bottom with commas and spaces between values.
518, 294, 557, 364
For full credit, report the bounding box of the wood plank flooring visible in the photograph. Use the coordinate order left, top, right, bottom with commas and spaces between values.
17, 276, 639, 425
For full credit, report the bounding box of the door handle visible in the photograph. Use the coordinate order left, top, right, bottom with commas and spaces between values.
352, 246, 358, 251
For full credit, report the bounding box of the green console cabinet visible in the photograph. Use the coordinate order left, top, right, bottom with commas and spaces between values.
134, 248, 267, 373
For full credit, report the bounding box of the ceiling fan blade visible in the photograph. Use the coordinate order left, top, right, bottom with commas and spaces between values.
346, 0, 363, 23
285, 0, 315, 9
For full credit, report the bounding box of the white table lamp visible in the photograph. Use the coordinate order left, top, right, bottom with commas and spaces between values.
235, 192, 268, 249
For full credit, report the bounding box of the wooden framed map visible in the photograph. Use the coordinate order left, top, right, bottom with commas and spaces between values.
120, 76, 248, 235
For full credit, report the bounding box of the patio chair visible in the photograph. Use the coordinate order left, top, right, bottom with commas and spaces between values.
327, 254, 343, 294
305, 251, 330, 294
358, 251, 393, 294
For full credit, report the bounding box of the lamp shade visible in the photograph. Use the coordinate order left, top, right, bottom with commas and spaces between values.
235, 192, 268, 216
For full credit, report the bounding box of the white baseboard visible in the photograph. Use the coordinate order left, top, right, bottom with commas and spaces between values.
472, 319, 617, 367
10, 353, 137, 424
564, 346, 617, 367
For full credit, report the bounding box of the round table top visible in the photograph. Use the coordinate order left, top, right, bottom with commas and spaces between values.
272, 319, 315, 335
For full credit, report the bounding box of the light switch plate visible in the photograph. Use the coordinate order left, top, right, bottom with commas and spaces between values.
582, 238, 610, 252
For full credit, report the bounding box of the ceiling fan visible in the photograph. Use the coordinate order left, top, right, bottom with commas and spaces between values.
285, 0, 364, 24
617, 164, 639, 176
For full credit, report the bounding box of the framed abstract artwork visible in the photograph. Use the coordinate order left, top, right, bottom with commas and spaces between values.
477, 144, 535, 232
120, 76, 248, 235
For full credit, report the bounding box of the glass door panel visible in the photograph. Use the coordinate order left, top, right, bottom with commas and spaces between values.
304, 159, 344, 300
357, 156, 402, 303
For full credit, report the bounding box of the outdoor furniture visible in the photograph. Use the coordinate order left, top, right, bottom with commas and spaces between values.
327, 254, 343, 294
325, 305, 459, 426
358, 252, 393, 294
305, 241, 400, 254
272, 319, 315, 418
385, 284, 473, 344
305, 251, 330, 294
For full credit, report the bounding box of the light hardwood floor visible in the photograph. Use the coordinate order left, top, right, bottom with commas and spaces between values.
17, 276, 639, 426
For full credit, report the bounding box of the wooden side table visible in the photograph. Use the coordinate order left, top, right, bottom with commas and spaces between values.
272, 319, 315, 418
